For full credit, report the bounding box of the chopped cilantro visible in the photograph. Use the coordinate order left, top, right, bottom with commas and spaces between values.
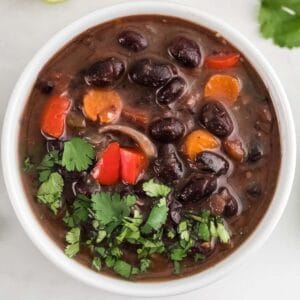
173, 261, 181, 274
65, 227, 80, 258
210, 220, 218, 238
216, 222, 230, 244
139, 258, 151, 273
142, 179, 171, 198
197, 223, 211, 242
113, 260, 133, 278
23, 157, 34, 172
36, 172, 63, 214
92, 257, 102, 271
63, 194, 90, 228
170, 247, 187, 261
105, 256, 116, 268
194, 253, 205, 262
62, 137, 95, 172
141, 198, 169, 234
37, 150, 60, 182
91, 192, 136, 232
259, 0, 300, 48
167, 228, 176, 239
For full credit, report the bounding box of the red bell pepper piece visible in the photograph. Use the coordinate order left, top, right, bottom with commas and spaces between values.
120, 148, 146, 185
41, 95, 71, 138
205, 53, 240, 69
92, 142, 121, 185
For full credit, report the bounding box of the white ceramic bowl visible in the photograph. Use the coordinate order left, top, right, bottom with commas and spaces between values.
2, 1, 296, 297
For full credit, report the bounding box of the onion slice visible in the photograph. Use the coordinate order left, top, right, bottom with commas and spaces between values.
98, 125, 157, 158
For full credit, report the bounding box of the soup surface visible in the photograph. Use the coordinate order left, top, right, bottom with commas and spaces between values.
20, 15, 281, 280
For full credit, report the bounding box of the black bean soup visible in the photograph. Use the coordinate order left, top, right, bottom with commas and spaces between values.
20, 16, 281, 281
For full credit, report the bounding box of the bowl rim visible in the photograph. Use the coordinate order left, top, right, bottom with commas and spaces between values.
1, 1, 296, 297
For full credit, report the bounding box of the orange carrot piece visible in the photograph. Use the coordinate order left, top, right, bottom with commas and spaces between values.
184, 129, 219, 159
204, 74, 240, 105
41, 95, 71, 138
83, 89, 122, 124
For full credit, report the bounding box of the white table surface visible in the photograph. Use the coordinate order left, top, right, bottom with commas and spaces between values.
1, 0, 300, 299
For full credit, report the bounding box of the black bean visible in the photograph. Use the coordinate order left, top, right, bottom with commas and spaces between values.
156, 77, 186, 105
248, 140, 263, 162
84, 57, 125, 87
36, 79, 54, 94
149, 117, 185, 143
170, 199, 182, 224
178, 175, 217, 203
129, 58, 173, 87
224, 197, 238, 217
218, 187, 238, 217
168, 36, 201, 68
153, 144, 185, 183
117, 30, 148, 52
199, 101, 234, 138
195, 151, 229, 175
246, 183, 262, 198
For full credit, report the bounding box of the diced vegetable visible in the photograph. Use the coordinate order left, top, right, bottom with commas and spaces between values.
204, 74, 240, 105
41, 95, 71, 138
92, 142, 121, 185
98, 125, 157, 158
120, 148, 147, 184
83, 89, 122, 124
184, 129, 219, 159
205, 53, 240, 69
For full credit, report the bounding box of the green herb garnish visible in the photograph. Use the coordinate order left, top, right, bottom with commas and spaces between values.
142, 179, 171, 198
65, 227, 80, 258
63, 194, 90, 228
142, 198, 169, 234
37, 150, 60, 182
36, 172, 63, 214
23, 157, 34, 172
259, 0, 300, 48
91, 192, 136, 232
62, 137, 95, 172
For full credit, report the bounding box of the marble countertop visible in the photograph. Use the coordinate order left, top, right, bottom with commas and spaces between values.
1, 0, 300, 299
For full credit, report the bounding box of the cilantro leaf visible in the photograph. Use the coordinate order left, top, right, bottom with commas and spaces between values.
139, 258, 151, 273
23, 157, 34, 173
197, 223, 211, 242
142, 179, 171, 198
37, 172, 63, 214
170, 248, 187, 261
91, 192, 136, 232
65, 227, 80, 258
92, 257, 102, 271
113, 260, 133, 278
259, 0, 300, 48
37, 150, 60, 182
62, 138, 95, 172
141, 198, 169, 234
63, 194, 90, 228
216, 222, 230, 244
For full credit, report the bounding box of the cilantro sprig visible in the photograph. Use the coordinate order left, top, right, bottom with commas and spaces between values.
62, 137, 95, 172
65, 227, 80, 258
37, 172, 64, 214
259, 0, 300, 48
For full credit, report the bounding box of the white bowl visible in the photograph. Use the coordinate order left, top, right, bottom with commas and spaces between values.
2, 1, 296, 297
